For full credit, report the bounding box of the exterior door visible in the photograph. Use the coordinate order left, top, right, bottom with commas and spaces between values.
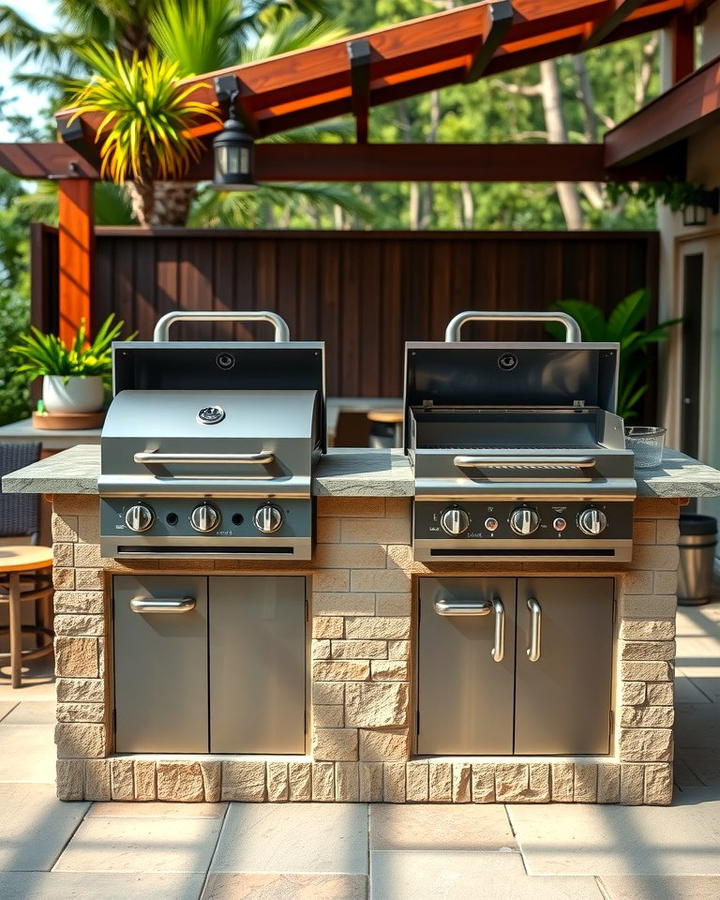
209, 576, 306, 753
417, 577, 516, 755
515, 578, 614, 755
113, 575, 209, 753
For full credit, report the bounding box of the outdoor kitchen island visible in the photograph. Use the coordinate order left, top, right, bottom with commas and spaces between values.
5, 445, 720, 807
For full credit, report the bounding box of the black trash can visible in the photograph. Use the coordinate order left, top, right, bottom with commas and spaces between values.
678, 514, 717, 606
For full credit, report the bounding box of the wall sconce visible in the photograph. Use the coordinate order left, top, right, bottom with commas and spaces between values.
212, 75, 257, 191
682, 187, 719, 227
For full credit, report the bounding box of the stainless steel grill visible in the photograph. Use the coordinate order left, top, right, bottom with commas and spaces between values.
99, 311, 325, 560
404, 310, 636, 562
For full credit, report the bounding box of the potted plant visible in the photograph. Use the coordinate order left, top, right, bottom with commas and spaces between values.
10, 314, 132, 414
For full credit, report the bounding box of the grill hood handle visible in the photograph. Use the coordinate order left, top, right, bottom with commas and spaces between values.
153, 310, 291, 342
444, 310, 581, 343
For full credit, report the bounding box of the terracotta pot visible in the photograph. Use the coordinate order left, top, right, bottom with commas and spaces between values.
42, 375, 105, 414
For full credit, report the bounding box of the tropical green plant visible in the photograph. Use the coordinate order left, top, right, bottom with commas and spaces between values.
546, 289, 682, 420
0, 287, 31, 425
10, 314, 133, 381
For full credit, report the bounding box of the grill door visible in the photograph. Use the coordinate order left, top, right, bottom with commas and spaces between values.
515, 578, 614, 755
209, 576, 306, 753
113, 576, 208, 753
417, 578, 516, 755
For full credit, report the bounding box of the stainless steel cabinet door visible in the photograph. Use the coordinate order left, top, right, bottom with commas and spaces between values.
515, 578, 614, 755
113, 575, 209, 753
209, 576, 306, 753
417, 578, 516, 755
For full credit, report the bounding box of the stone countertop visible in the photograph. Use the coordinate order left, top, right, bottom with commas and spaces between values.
3, 444, 720, 499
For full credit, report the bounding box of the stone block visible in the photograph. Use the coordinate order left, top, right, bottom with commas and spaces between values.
158, 762, 205, 802
429, 762, 452, 802
316, 518, 341, 543
336, 762, 359, 801
622, 594, 677, 618
134, 761, 156, 800
597, 765, 620, 804
345, 617, 411, 640
633, 498, 680, 518
313, 682, 345, 705
57, 677, 104, 704
57, 759, 85, 801
620, 619, 675, 641
53, 614, 104, 637
359, 729, 408, 761
54, 494, 98, 516
472, 764, 496, 803
54, 543, 74, 567
315, 543, 387, 569
654, 572, 678, 595
633, 521, 656, 545
312, 762, 335, 801
56, 702, 105, 724
317, 497, 386, 517
267, 762, 289, 802
111, 759, 134, 800
75, 568, 103, 590
75, 543, 102, 567
406, 762, 429, 802
201, 762, 221, 803
495, 764, 529, 802
312, 639, 331, 660
551, 763, 574, 802
52, 512, 78, 542
222, 761, 266, 801
620, 640, 675, 661
345, 682, 408, 728
371, 660, 409, 682
388, 640, 410, 660
644, 763, 673, 805
622, 572, 654, 595
313, 660, 370, 682
289, 761, 312, 801
55, 723, 106, 758
386, 544, 414, 571
53, 568, 75, 590
342, 517, 410, 544
375, 594, 412, 616
621, 661, 672, 683
313, 570, 350, 592
621, 706, 674, 728
53, 590, 104, 615
574, 764, 598, 802
359, 762, 383, 802
314, 704, 344, 728
77, 515, 100, 544
313, 728, 358, 761
620, 728, 673, 762
85, 759, 111, 801
332, 639, 388, 660
621, 682, 647, 706
313, 592, 375, 616
350, 570, 411, 593
647, 683, 675, 706
527, 764, 550, 803
313, 616, 344, 639
383, 762, 406, 802
453, 763, 472, 803
620, 764, 644, 805
385, 499, 411, 518
656, 519, 680, 544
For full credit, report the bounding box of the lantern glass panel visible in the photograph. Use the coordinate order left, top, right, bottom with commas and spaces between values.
216, 145, 250, 177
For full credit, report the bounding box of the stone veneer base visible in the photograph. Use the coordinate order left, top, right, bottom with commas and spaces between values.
51, 495, 680, 806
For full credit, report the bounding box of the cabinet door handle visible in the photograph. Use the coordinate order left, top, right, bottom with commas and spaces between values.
434, 596, 491, 616
527, 597, 542, 662
491, 596, 505, 663
130, 596, 196, 614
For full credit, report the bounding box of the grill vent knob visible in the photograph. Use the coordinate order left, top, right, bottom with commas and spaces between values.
190, 503, 220, 533
578, 508, 607, 536
440, 507, 470, 536
125, 503, 154, 533
509, 507, 540, 536
254, 503, 284, 534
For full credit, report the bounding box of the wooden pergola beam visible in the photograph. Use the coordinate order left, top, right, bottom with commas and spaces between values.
57, 179, 94, 344
347, 39, 371, 144
465, 0, 514, 82
583, 0, 647, 49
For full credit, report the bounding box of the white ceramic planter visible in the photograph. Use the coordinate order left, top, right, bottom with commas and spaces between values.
42, 375, 105, 414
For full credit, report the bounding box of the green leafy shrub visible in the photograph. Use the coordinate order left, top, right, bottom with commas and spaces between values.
0, 288, 31, 425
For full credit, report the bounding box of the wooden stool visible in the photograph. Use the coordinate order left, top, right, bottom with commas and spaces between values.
367, 408, 403, 448
0, 546, 54, 688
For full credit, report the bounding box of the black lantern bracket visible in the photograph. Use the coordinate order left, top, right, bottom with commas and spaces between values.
682, 186, 720, 227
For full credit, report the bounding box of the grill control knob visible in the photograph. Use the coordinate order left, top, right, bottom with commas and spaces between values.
509, 507, 540, 536
190, 503, 220, 533
125, 503, 154, 533
440, 507, 470, 536
484, 516, 499, 533
254, 503, 284, 534
578, 508, 608, 536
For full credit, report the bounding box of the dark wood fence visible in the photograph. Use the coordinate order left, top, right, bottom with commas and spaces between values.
32, 226, 659, 406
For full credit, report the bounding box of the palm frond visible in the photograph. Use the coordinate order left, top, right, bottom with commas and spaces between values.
150, 0, 240, 76
242, 13, 345, 62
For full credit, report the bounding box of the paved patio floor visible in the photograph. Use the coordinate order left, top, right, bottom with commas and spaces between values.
0, 605, 719, 900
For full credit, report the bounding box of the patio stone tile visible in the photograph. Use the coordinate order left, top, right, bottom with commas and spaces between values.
54, 815, 222, 874
370, 804, 516, 851
674, 758, 706, 789
0, 872, 205, 900
676, 703, 720, 749
0, 659, 56, 701
677, 749, 720, 786
370, 850, 601, 900
0, 725, 55, 782
0, 700, 18, 721
0, 783, 89, 872
3, 700, 56, 725
600, 875, 720, 900
210, 803, 368, 874
86, 801, 228, 818
675, 673, 712, 704
203, 873, 368, 899
508, 787, 720, 876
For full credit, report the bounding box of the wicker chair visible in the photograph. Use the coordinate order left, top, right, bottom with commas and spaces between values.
0, 443, 54, 688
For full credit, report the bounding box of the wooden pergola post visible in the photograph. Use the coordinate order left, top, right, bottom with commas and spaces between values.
57, 178, 94, 344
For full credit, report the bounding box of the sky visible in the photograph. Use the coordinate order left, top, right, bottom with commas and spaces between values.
0, 0, 60, 140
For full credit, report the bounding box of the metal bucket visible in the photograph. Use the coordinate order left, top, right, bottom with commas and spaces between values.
678, 514, 717, 606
